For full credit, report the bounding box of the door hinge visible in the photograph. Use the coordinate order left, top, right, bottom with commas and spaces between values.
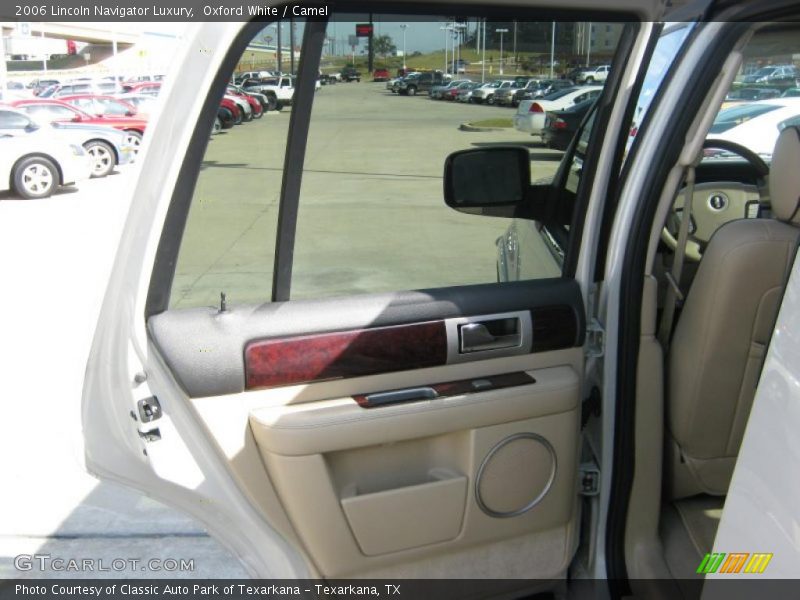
586, 318, 605, 358
579, 462, 600, 496
137, 396, 162, 423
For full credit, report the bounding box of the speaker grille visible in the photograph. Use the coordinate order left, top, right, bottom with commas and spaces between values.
475, 432, 556, 518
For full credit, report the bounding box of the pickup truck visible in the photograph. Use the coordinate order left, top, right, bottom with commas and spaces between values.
574, 65, 610, 84
340, 67, 362, 82
396, 71, 448, 96
242, 76, 294, 110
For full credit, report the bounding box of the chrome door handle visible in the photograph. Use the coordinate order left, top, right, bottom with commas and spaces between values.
459, 321, 521, 353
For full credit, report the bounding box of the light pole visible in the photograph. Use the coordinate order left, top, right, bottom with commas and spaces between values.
481, 19, 486, 83
586, 22, 592, 67
400, 24, 407, 70
440, 24, 452, 74
496, 28, 508, 75
550, 22, 556, 79
454, 22, 466, 75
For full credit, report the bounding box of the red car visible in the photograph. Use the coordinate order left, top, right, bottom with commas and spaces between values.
122, 82, 161, 96
57, 94, 138, 118
10, 99, 147, 151
373, 68, 390, 82
219, 97, 243, 125
225, 87, 263, 118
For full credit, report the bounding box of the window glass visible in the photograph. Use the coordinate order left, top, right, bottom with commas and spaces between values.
171, 15, 625, 306
290, 14, 623, 299
0, 110, 31, 128
708, 103, 780, 133
99, 99, 131, 116
169, 21, 298, 309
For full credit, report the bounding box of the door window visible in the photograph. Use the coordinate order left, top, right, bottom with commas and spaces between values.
165, 13, 628, 308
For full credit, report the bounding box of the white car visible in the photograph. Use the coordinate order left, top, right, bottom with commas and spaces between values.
574, 64, 611, 84
0, 133, 91, 199
80, 7, 800, 590
707, 98, 800, 160
514, 86, 603, 139
8, 105, 136, 178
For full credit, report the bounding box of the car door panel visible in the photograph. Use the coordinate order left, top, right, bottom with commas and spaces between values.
150, 280, 585, 578
148, 278, 583, 397
81, 2, 667, 583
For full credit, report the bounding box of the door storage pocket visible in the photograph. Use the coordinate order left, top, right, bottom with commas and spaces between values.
340, 469, 467, 556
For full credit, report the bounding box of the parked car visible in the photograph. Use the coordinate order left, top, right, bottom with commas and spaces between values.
8, 103, 135, 177
721, 86, 782, 109
396, 71, 449, 96
388, 73, 419, 93
242, 76, 293, 110
340, 67, 361, 82
372, 68, 390, 82
494, 79, 531, 106
574, 65, 611, 84
430, 79, 471, 100
0, 126, 91, 199
235, 70, 274, 84
514, 86, 603, 139
443, 81, 476, 100
226, 86, 264, 118
58, 94, 138, 117
707, 98, 800, 159
219, 97, 242, 124
38, 81, 122, 98
28, 78, 60, 95
541, 98, 598, 151
742, 64, 799, 84
471, 80, 515, 104
455, 81, 486, 102
120, 82, 162, 97
116, 94, 160, 119
10, 99, 148, 154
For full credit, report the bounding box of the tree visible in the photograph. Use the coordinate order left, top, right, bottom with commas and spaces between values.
373, 34, 397, 59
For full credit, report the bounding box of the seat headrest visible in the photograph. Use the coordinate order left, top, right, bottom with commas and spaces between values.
770, 126, 800, 225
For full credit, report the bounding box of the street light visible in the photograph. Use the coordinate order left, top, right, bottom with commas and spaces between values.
453, 22, 466, 75
496, 28, 509, 75
400, 24, 407, 70
440, 24, 453, 74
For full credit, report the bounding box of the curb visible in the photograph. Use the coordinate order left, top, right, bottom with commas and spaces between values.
459, 122, 511, 132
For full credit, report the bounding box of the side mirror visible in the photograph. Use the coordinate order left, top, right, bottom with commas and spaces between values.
444, 147, 546, 219
72, 115, 82, 122
126, 110, 135, 116
25, 122, 40, 132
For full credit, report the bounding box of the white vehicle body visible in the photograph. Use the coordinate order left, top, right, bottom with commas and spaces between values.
248, 76, 294, 106
707, 98, 800, 160
0, 133, 91, 195
80, 7, 800, 590
514, 86, 603, 137
0, 107, 134, 175
575, 64, 611, 83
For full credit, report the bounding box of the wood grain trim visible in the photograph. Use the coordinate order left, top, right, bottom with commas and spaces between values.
245, 321, 447, 389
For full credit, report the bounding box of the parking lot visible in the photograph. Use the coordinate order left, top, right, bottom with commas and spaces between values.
172, 80, 564, 308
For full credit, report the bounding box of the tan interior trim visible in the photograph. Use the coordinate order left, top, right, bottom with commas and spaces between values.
250, 366, 579, 456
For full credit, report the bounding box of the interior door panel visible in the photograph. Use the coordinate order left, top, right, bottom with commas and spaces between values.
149, 278, 586, 579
